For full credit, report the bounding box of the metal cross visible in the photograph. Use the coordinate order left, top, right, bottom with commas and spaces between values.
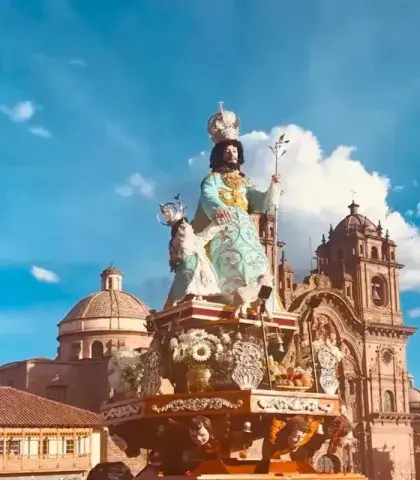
350, 189, 356, 202
269, 133, 290, 174
218, 101, 224, 111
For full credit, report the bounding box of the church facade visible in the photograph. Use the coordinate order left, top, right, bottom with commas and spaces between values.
0, 204, 419, 478
254, 201, 419, 480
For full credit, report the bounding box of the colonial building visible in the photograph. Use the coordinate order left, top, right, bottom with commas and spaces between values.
0, 266, 150, 471
0, 265, 150, 413
0, 386, 102, 478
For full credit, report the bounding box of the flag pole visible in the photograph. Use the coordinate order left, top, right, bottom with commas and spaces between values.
268, 134, 289, 312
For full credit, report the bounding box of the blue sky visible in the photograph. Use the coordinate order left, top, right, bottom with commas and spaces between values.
1, 0, 420, 379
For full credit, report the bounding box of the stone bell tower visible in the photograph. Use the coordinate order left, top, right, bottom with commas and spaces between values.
316, 200, 417, 479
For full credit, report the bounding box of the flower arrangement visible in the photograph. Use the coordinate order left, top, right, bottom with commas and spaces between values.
108, 348, 144, 394
169, 328, 227, 365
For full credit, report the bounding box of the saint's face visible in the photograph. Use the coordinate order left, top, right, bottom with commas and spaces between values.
287, 429, 306, 446
189, 425, 210, 446
223, 144, 239, 165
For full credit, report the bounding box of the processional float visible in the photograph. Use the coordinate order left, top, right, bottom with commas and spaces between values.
102, 104, 365, 480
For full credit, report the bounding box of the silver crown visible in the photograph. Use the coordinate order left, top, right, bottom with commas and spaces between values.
207, 101, 240, 144
158, 195, 187, 226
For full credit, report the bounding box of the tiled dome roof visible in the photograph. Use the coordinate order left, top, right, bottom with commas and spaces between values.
61, 290, 150, 322
409, 387, 420, 404
332, 201, 378, 237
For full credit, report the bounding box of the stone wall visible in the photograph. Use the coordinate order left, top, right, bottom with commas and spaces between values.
103, 431, 147, 474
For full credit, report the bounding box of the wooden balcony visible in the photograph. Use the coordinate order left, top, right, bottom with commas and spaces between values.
0, 454, 91, 473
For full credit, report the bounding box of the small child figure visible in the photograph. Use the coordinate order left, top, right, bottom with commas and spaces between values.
159, 198, 228, 309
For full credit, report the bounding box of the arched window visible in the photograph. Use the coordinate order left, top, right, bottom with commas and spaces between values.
359, 244, 364, 255
371, 246, 378, 259
390, 251, 395, 261
91, 341, 104, 359
286, 277, 291, 289
383, 390, 395, 412
107, 278, 113, 290
371, 275, 387, 307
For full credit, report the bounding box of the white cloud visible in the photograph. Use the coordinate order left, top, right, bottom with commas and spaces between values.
115, 173, 156, 198
69, 58, 87, 68
188, 151, 207, 167
407, 308, 420, 319
190, 124, 420, 291
405, 209, 414, 218
1, 101, 36, 122
29, 126, 52, 139
30, 266, 60, 283
392, 185, 405, 192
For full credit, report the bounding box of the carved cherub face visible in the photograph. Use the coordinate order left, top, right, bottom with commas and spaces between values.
287, 428, 306, 446
189, 422, 210, 446
223, 144, 238, 165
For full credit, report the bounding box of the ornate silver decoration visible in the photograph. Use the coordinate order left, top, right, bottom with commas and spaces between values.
317, 346, 340, 396
138, 349, 162, 399
102, 403, 140, 421
257, 397, 333, 413
151, 397, 243, 414
231, 340, 264, 390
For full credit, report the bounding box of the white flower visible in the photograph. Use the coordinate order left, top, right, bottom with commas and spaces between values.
169, 337, 179, 349
207, 333, 219, 344
172, 346, 185, 363
221, 332, 231, 344
191, 342, 212, 362
216, 343, 224, 353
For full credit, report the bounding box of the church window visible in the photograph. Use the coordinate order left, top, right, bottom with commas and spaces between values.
46, 385, 67, 402
107, 278, 113, 289
383, 390, 395, 412
360, 244, 364, 255
70, 342, 81, 361
348, 378, 356, 396
390, 251, 395, 261
91, 341, 104, 359
371, 275, 387, 307
346, 286, 352, 298
286, 277, 291, 289
371, 246, 378, 259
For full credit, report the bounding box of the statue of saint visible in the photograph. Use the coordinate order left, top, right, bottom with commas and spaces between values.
192, 104, 283, 307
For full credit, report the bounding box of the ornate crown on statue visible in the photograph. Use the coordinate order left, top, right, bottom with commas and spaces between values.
158, 195, 187, 227
207, 101, 240, 144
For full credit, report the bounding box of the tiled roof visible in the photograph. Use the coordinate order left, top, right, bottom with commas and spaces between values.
61, 291, 150, 322
0, 387, 103, 428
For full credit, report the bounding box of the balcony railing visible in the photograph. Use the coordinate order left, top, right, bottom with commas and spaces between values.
0, 454, 91, 473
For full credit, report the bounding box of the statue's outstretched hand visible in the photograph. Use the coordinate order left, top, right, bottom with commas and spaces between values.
213, 207, 232, 225
272, 173, 282, 184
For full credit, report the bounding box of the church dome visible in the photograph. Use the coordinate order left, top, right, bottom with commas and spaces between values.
332, 201, 378, 237
57, 266, 151, 361
62, 290, 149, 322
409, 387, 420, 405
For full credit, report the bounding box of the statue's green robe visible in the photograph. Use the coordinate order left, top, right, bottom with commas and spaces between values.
192, 170, 282, 307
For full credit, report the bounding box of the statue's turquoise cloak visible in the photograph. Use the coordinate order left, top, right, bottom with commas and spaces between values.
192, 170, 282, 307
